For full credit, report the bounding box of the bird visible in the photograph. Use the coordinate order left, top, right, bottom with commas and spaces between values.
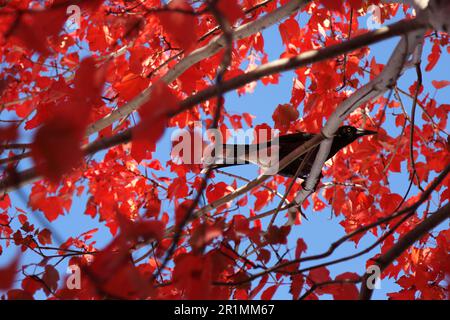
203, 125, 376, 186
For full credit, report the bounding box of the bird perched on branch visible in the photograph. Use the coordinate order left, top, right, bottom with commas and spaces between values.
204, 125, 376, 186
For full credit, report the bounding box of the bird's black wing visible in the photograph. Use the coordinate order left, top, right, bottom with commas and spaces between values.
278, 131, 317, 145
205, 132, 318, 173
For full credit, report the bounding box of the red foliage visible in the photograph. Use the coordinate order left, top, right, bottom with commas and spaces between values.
0, 0, 448, 302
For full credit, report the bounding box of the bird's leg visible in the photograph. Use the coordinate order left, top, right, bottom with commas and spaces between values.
301, 172, 323, 191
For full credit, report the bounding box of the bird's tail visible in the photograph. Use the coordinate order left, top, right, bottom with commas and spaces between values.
201, 143, 255, 174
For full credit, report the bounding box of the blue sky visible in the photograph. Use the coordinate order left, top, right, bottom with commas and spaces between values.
1, 5, 449, 300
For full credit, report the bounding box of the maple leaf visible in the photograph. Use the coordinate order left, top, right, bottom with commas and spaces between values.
328, 272, 360, 300
308, 266, 331, 285
173, 253, 214, 299
320, 0, 345, 12
380, 193, 403, 214
168, 177, 189, 201
432, 80, 450, 89
175, 200, 194, 226
31, 57, 105, 181
7, 289, 34, 300
10, 6, 67, 54
206, 182, 234, 204
114, 73, 150, 102
31, 116, 85, 182
1, 0, 449, 302
425, 41, 441, 72
295, 238, 308, 259
272, 104, 299, 130
242, 112, 255, 127
158, 0, 198, 53
249, 274, 269, 299
121, 218, 165, 243
265, 225, 291, 245
252, 189, 272, 211
131, 82, 180, 163
0, 255, 20, 290
42, 265, 60, 295
22, 276, 45, 296
216, 0, 245, 25
0, 124, 17, 142
261, 284, 279, 300
37, 229, 52, 245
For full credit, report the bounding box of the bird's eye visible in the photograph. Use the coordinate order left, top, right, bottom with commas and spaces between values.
345, 128, 352, 133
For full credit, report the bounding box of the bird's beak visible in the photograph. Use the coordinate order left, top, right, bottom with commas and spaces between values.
356, 128, 377, 137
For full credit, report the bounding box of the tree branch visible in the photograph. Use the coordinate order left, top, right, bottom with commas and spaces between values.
287, 22, 427, 221
0, 17, 428, 194
85, 0, 312, 135
359, 201, 450, 300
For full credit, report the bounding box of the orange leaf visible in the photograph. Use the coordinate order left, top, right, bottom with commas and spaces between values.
432, 80, 450, 89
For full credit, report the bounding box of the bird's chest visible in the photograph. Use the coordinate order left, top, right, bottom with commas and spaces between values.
277, 143, 320, 178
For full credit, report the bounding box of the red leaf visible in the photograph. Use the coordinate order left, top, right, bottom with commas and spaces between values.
348, 0, 364, 9
131, 82, 180, 163
42, 265, 60, 294
329, 272, 360, 300
168, 177, 189, 200
253, 189, 271, 211
266, 225, 291, 245
290, 274, 304, 299
0, 255, 20, 290
432, 80, 450, 89
173, 253, 213, 299
261, 284, 278, 300
7, 289, 34, 300
249, 274, 269, 299
295, 238, 307, 259
32, 116, 85, 181
31, 58, 105, 181
279, 18, 300, 47
257, 248, 271, 264
272, 104, 299, 130
11, 5, 67, 54
380, 193, 403, 213
206, 182, 233, 204
308, 266, 331, 284
29, 184, 68, 222
0, 124, 17, 142
253, 123, 274, 144
0, 195, 11, 210
425, 41, 441, 72
122, 219, 165, 243
175, 200, 194, 226
158, 0, 198, 53
114, 73, 150, 101
22, 276, 44, 296
242, 113, 255, 127
217, 0, 244, 25
320, 0, 344, 12
38, 229, 52, 245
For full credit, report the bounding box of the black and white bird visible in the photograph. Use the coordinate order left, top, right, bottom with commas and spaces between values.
203, 125, 376, 182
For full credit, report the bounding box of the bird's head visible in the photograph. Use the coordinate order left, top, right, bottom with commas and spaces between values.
331, 126, 377, 152
327, 126, 377, 158
336, 126, 377, 141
